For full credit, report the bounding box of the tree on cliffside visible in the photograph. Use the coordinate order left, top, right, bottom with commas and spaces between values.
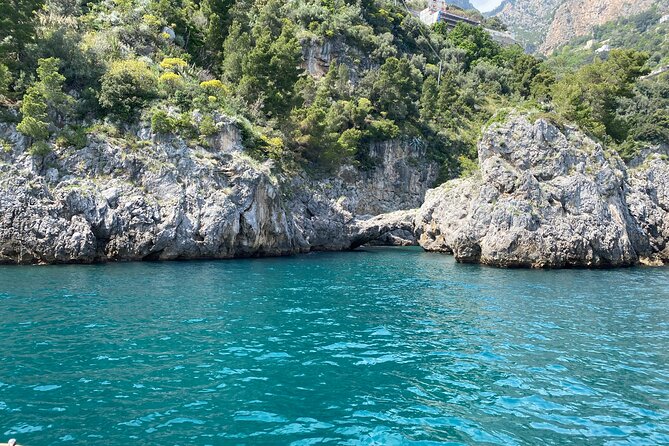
237, 19, 303, 118
0, 0, 43, 64
200, 0, 235, 65
552, 49, 650, 141
17, 57, 74, 153
372, 56, 422, 121
444, 23, 500, 69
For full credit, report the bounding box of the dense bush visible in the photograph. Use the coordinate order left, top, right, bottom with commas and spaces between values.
55, 125, 88, 149
0, 0, 665, 174
151, 109, 176, 133
99, 60, 158, 119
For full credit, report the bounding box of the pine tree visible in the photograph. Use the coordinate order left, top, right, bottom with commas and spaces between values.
420, 76, 438, 122
0, 0, 43, 64
17, 58, 73, 142
201, 0, 235, 64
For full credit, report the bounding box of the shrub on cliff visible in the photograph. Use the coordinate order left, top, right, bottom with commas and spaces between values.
99, 60, 158, 120
151, 109, 176, 134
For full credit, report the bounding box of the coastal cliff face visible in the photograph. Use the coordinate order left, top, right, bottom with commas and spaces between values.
493, 0, 657, 54
2, 114, 668, 268
415, 116, 669, 267
0, 122, 300, 263
0, 121, 436, 264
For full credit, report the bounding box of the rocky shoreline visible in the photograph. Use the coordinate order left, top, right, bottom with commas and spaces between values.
1, 115, 667, 268
415, 115, 669, 267
0, 119, 434, 264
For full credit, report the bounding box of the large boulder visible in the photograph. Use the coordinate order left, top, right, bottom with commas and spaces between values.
415, 115, 668, 268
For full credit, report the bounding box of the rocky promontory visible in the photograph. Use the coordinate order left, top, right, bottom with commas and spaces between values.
415, 115, 669, 267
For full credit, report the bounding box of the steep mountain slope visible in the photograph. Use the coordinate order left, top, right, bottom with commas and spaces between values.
493, 0, 658, 54
548, 7, 669, 75
490, 0, 563, 52
540, 0, 657, 54
446, 0, 476, 9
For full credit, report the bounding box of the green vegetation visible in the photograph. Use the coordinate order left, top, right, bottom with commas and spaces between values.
552, 49, 650, 140
550, 48, 668, 159
0, 0, 666, 172
100, 60, 159, 120
545, 4, 669, 159
17, 57, 73, 147
0, 0, 43, 65
548, 5, 669, 75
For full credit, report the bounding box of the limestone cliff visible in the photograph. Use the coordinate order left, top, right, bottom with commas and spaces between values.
3, 113, 669, 268
0, 120, 437, 264
415, 115, 669, 267
491, 0, 563, 52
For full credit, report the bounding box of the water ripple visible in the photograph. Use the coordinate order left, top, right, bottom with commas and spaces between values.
0, 248, 668, 444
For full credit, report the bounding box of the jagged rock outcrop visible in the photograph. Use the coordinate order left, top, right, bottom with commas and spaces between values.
415, 115, 669, 267
0, 120, 436, 264
0, 124, 301, 264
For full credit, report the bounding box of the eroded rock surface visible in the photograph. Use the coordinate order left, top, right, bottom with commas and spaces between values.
3, 114, 667, 268
415, 115, 669, 267
0, 121, 435, 264
0, 128, 300, 264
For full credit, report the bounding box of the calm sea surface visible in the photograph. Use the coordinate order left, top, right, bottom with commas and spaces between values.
1, 247, 668, 445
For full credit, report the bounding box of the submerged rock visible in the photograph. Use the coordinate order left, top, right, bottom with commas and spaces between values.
415, 115, 669, 268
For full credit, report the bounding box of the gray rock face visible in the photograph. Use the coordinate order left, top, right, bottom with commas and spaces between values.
0, 121, 436, 264
415, 115, 669, 267
627, 156, 669, 261
0, 133, 301, 264
5, 113, 666, 268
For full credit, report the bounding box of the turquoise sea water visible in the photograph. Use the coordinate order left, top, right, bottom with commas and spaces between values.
1, 247, 669, 445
